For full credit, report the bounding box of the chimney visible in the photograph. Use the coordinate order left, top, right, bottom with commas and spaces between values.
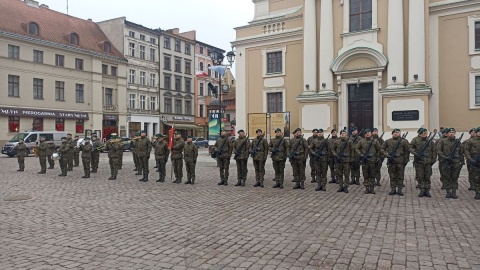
88, 19, 92, 21
24, 0, 40, 8
40, 4, 49, 9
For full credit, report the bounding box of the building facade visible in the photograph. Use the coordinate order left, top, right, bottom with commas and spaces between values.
233, 0, 480, 139
0, 0, 127, 144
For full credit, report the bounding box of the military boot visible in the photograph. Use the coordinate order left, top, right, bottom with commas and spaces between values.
81, 175, 87, 178
337, 186, 344, 192
133, 167, 138, 171
241, 179, 246, 186
418, 189, 426, 197
365, 186, 370, 194
218, 179, 225, 185
311, 177, 316, 183
156, 177, 163, 182
315, 184, 322, 191
329, 178, 336, 184
293, 182, 301, 189
259, 182, 264, 187
135, 170, 142, 176
344, 186, 349, 193
474, 192, 480, 200
279, 182, 284, 189
355, 177, 360, 185
272, 181, 280, 188
300, 181, 305, 190
424, 189, 431, 197
370, 186, 376, 194
375, 179, 381, 186
38, 171, 45, 174
91, 169, 97, 173
397, 188, 404, 196
253, 182, 260, 187
108, 176, 116, 180
451, 189, 458, 199
48, 166, 54, 169
446, 189, 452, 198
185, 179, 192, 184
143, 174, 149, 182
191, 178, 195, 185
138, 174, 146, 181
389, 188, 397, 195
173, 179, 181, 184
223, 179, 228, 186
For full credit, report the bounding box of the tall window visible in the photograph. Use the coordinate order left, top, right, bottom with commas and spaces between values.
164, 56, 171, 70
150, 48, 156, 61
175, 99, 182, 114
55, 118, 64, 131
111, 66, 117, 76
150, 96, 156, 111
129, 43, 135, 57
199, 104, 204, 117
175, 59, 181, 72
164, 37, 171, 49
200, 83, 204, 96
140, 45, 146, 59
150, 74, 156, 87
349, 0, 372, 32
175, 39, 181, 51
267, 52, 282, 74
8, 116, 20, 132
140, 95, 146, 110
140, 34, 145, 41
185, 78, 191, 93
33, 50, 43, 63
476, 76, 480, 104
33, 78, 43, 99
102, 64, 108, 75
150, 37, 156, 44
207, 64, 211, 76
8, 75, 20, 97
75, 58, 84, 70
8, 45, 19, 59
140, 71, 146, 85
267, 92, 283, 113
76, 84, 84, 103
129, 70, 136, 84
129, 94, 136, 109
104, 42, 111, 53
164, 74, 171, 89
55, 54, 64, 67
185, 100, 192, 115
199, 62, 204, 71
165, 98, 172, 113
185, 61, 191, 74
105, 88, 113, 106
175, 76, 182, 91
200, 46, 204, 54
129, 31, 135, 38
185, 44, 191, 55
29, 22, 39, 35
55, 81, 65, 101
70, 33, 79, 45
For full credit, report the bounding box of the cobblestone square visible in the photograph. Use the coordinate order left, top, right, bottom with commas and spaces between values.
1, 150, 480, 269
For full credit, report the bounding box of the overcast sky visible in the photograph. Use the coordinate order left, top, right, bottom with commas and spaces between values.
38, 0, 254, 52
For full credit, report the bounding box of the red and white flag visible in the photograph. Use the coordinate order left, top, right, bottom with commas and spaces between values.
168, 127, 175, 150
195, 70, 208, 77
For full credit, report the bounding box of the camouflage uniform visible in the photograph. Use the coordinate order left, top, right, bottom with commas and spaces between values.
47, 142, 56, 169
269, 136, 288, 188
327, 136, 339, 183
154, 140, 170, 182
436, 134, 448, 188
355, 137, 382, 193
349, 134, 362, 185
215, 135, 233, 185
131, 139, 139, 171
233, 136, 251, 186
171, 138, 185, 183
58, 141, 70, 176
410, 135, 437, 196
288, 135, 309, 189
331, 136, 354, 192
136, 137, 152, 181
307, 135, 318, 182
37, 141, 49, 174
184, 141, 198, 184
250, 136, 269, 186
372, 134, 385, 186
107, 140, 123, 180
382, 136, 410, 195
462, 135, 476, 190
310, 136, 330, 190
73, 139, 80, 166
464, 135, 480, 199
66, 138, 75, 171
80, 142, 92, 178
90, 139, 103, 172
13, 142, 27, 171
437, 135, 464, 198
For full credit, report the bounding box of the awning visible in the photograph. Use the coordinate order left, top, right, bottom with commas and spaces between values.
167, 124, 203, 129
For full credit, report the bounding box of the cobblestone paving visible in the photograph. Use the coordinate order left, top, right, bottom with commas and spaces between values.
1, 150, 479, 270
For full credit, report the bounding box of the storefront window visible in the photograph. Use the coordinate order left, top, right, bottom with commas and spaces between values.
32, 117, 43, 131
56, 118, 65, 131
76, 120, 84, 133
8, 116, 20, 132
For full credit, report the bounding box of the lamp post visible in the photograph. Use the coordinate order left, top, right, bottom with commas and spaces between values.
209, 49, 235, 139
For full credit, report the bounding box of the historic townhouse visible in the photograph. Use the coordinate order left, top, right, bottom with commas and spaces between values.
0, 0, 127, 144
233, 0, 480, 140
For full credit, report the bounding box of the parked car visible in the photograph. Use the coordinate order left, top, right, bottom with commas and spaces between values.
2, 131, 66, 157
193, 137, 208, 148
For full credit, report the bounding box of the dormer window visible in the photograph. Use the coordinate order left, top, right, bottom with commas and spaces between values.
70, 33, 79, 45
104, 42, 111, 53
29, 22, 39, 36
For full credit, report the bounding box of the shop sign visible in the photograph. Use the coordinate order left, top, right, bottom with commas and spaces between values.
0, 106, 89, 119
103, 114, 119, 121
173, 116, 192, 121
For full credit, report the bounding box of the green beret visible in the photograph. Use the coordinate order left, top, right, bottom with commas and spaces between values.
92, 134, 97, 138
312, 129, 319, 133
392, 128, 400, 134
364, 129, 371, 133
372, 128, 378, 131
293, 128, 301, 134
318, 128, 324, 133
340, 130, 347, 134
274, 128, 282, 133
237, 129, 245, 133
187, 135, 193, 139
61, 137, 67, 140
135, 132, 140, 136
476, 127, 480, 132
140, 130, 146, 134
256, 129, 262, 133
85, 137, 90, 140
156, 134, 164, 138
351, 127, 358, 131
469, 128, 476, 133
448, 128, 456, 132
67, 133, 72, 136
221, 129, 227, 132
417, 128, 427, 134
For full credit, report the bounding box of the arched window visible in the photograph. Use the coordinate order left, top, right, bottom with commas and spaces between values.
207, 64, 211, 77
104, 42, 111, 53
29, 22, 39, 36
70, 33, 79, 45
199, 62, 204, 71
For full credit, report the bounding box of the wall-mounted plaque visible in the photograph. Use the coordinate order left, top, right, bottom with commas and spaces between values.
392, 110, 419, 121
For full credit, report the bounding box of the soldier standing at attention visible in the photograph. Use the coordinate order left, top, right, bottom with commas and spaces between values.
131, 132, 140, 172
171, 132, 185, 183
310, 128, 330, 192
372, 128, 384, 186
66, 133, 75, 171
37, 136, 48, 174
410, 128, 437, 197
327, 129, 338, 184
215, 129, 233, 186
349, 128, 361, 185
332, 130, 354, 193
382, 128, 411, 196
73, 135, 80, 167
154, 134, 170, 183
13, 138, 27, 172
136, 130, 152, 182
233, 129, 250, 187
107, 134, 123, 180
465, 127, 480, 199
463, 128, 477, 190
80, 137, 92, 179
184, 136, 198, 184
288, 128, 309, 190
250, 129, 269, 187
436, 129, 449, 189
47, 139, 56, 169
58, 137, 69, 177
356, 129, 382, 194
90, 134, 102, 173
307, 129, 319, 183
437, 128, 464, 199
269, 128, 288, 188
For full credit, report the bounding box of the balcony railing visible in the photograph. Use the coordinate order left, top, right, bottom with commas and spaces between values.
103, 105, 117, 111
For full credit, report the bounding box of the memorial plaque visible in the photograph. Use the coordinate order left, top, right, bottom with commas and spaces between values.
392, 110, 419, 121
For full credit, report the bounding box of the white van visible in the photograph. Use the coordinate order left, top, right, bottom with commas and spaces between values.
2, 131, 67, 157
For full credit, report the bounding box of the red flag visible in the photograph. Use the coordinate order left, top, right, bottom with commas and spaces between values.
168, 127, 174, 150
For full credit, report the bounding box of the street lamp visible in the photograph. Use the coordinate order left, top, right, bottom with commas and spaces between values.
209, 49, 235, 139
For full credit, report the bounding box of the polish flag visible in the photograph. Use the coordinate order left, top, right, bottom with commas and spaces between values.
195, 71, 208, 77
168, 127, 175, 150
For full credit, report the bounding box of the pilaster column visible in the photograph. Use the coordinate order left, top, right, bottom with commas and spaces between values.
387, 0, 404, 87
408, 0, 426, 85
319, 0, 334, 92
303, 0, 317, 92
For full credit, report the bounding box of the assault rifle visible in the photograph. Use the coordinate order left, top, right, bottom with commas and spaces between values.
313, 134, 331, 160
233, 136, 250, 159
249, 136, 264, 158
444, 133, 464, 169
413, 132, 435, 165
211, 137, 228, 159
270, 136, 285, 159
386, 132, 409, 166
335, 134, 352, 163
359, 137, 376, 165
288, 134, 305, 162
374, 132, 385, 167
471, 147, 480, 167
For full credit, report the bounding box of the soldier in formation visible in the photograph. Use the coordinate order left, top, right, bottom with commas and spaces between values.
437, 128, 464, 199
79, 137, 92, 179
372, 128, 384, 186
464, 127, 480, 199
73, 135, 80, 167
250, 129, 268, 187
233, 129, 250, 187
58, 137, 70, 177
356, 129, 382, 194
332, 130, 353, 193
288, 128, 308, 189
410, 128, 437, 197
310, 128, 330, 191
269, 128, 288, 188
215, 129, 233, 186
436, 129, 449, 189
349, 128, 362, 185
327, 129, 338, 184
171, 132, 185, 183
47, 139, 56, 169
107, 133, 123, 180
307, 129, 319, 183
37, 136, 48, 174
66, 133, 75, 171
13, 138, 26, 172
90, 134, 102, 173
154, 134, 170, 182
131, 132, 140, 172
184, 136, 198, 184
382, 128, 410, 196
136, 130, 152, 182
463, 128, 477, 190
